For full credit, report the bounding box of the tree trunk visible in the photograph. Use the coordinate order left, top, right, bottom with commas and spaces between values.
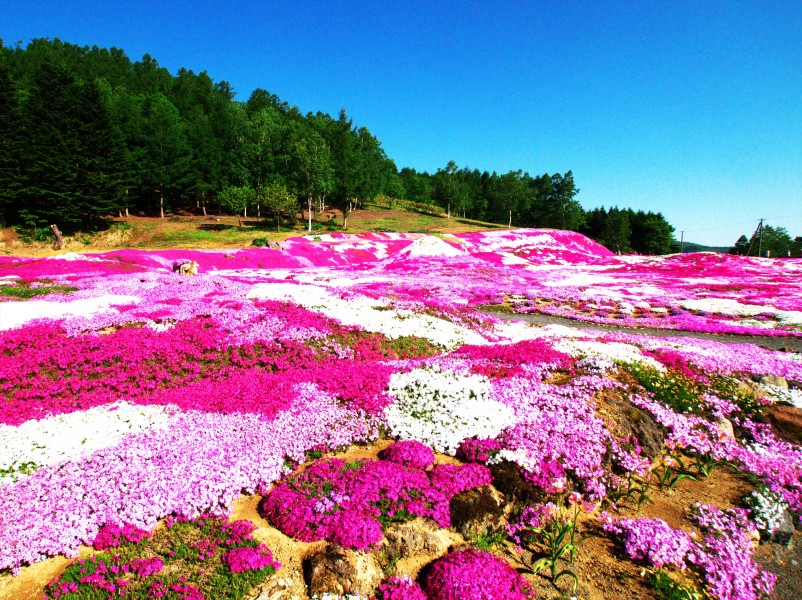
125, 206, 129, 218
159, 187, 165, 219
509, 210, 512, 228
50, 224, 64, 251
237, 215, 242, 228
276, 215, 280, 232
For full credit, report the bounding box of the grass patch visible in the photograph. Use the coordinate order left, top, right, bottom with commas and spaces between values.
0, 279, 78, 301
45, 515, 279, 600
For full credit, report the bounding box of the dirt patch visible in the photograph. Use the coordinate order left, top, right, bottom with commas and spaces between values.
484, 310, 802, 353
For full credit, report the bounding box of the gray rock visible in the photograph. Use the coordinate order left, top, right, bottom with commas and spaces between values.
381, 519, 449, 563
267, 239, 283, 250
716, 418, 735, 440
762, 375, 789, 389
254, 576, 305, 600
304, 544, 383, 598
449, 485, 506, 538
763, 510, 796, 547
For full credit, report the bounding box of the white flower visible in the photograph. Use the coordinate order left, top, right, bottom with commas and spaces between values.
385, 367, 514, 454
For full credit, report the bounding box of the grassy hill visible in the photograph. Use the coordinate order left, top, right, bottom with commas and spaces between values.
0, 201, 507, 257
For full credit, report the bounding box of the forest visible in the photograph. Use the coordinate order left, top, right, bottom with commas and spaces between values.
0, 38, 678, 254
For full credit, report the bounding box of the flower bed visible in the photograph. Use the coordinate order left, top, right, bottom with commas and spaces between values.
1, 229, 799, 599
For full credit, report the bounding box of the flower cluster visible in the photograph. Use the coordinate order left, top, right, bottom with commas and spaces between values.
261, 456, 489, 550
379, 440, 435, 470
374, 575, 427, 600
385, 367, 514, 454
223, 544, 282, 573
422, 548, 532, 600
92, 522, 151, 550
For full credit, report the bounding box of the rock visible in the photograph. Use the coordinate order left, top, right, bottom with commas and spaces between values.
304, 544, 383, 598
595, 389, 666, 464
381, 519, 450, 564
762, 376, 789, 389
267, 239, 282, 250
716, 417, 735, 440
766, 403, 802, 445
488, 460, 550, 504
254, 576, 306, 600
450, 485, 506, 538
763, 510, 796, 547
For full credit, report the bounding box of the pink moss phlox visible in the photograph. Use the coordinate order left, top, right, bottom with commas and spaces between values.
128, 556, 164, 578
428, 463, 493, 497
602, 515, 694, 570
261, 456, 491, 550
92, 522, 152, 550
374, 575, 427, 600
379, 441, 436, 470
456, 437, 503, 463
224, 544, 282, 573
422, 548, 532, 600
456, 338, 574, 379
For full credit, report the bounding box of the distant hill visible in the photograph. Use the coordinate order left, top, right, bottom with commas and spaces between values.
681, 242, 731, 253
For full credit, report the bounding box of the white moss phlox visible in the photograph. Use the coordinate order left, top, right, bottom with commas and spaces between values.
385, 367, 514, 454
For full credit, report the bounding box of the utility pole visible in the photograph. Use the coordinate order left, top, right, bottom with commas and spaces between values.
758, 218, 764, 257
680, 230, 684, 253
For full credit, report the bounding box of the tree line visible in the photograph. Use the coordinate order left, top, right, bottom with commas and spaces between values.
0, 38, 677, 254
730, 225, 802, 258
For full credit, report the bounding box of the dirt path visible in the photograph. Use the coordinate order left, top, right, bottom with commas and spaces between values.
483, 310, 802, 353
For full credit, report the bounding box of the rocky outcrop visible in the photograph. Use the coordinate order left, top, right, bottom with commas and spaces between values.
449, 485, 506, 538
303, 544, 383, 598
766, 403, 802, 445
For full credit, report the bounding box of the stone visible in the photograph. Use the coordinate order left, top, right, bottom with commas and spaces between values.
488, 460, 550, 504
304, 544, 383, 598
766, 403, 802, 445
449, 485, 506, 538
267, 239, 282, 250
762, 375, 789, 389
381, 519, 450, 564
716, 417, 735, 440
254, 576, 306, 600
764, 510, 796, 547
595, 389, 666, 464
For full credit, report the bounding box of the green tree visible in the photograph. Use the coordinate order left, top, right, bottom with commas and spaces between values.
749, 224, 793, 257
0, 59, 21, 228
259, 181, 298, 231
600, 208, 631, 253
218, 185, 255, 227
730, 235, 749, 256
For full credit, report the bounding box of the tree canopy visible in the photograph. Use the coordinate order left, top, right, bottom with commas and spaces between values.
0, 37, 681, 254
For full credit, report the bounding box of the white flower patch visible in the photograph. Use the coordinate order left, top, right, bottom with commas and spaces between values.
762, 385, 802, 409
0, 401, 175, 482
385, 367, 514, 454
745, 489, 789, 534
554, 339, 664, 370
248, 283, 485, 349
0, 294, 140, 331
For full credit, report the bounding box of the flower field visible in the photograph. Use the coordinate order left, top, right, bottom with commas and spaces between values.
1, 229, 801, 600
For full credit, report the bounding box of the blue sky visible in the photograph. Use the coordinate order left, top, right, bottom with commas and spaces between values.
2, 0, 800, 246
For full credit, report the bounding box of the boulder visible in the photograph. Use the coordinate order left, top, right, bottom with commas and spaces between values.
303, 544, 383, 598
762, 510, 796, 547
761, 375, 789, 389
267, 239, 282, 250
381, 519, 450, 564
595, 389, 666, 464
450, 485, 506, 538
488, 460, 550, 504
766, 403, 802, 445
716, 417, 735, 440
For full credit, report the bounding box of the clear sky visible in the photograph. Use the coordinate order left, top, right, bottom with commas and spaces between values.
2, 0, 800, 246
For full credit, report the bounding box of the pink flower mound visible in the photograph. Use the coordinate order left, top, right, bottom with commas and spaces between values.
379, 441, 435, 470
456, 339, 574, 378
374, 575, 427, 600
423, 548, 532, 600
92, 523, 151, 550
128, 556, 164, 578
261, 457, 491, 550
456, 438, 502, 463
427, 463, 493, 497
602, 516, 694, 570
224, 545, 282, 573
